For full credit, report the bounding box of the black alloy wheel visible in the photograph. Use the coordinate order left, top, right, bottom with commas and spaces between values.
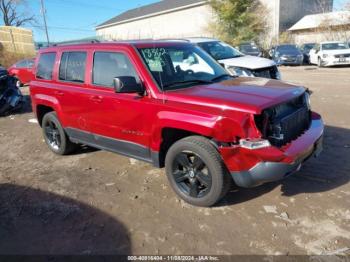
172, 151, 212, 198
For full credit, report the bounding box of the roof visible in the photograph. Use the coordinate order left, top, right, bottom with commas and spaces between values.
288, 11, 350, 31
320, 41, 349, 44
38, 40, 192, 52
183, 37, 218, 43
96, 0, 207, 29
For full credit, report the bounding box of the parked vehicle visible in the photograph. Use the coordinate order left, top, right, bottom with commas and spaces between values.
309, 41, 350, 67
300, 43, 316, 64
8, 59, 35, 87
237, 42, 262, 57
0, 74, 24, 116
184, 38, 281, 80
0, 66, 8, 81
270, 44, 304, 66
30, 41, 324, 207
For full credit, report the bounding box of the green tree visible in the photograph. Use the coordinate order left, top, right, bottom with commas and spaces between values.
209, 0, 267, 46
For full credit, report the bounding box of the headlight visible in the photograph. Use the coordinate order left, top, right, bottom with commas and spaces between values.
227, 67, 255, 77
240, 138, 271, 149
323, 54, 328, 58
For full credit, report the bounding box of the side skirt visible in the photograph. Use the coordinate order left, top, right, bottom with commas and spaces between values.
65, 127, 159, 166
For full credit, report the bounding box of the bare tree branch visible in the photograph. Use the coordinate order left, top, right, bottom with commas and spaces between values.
0, 0, 36, 27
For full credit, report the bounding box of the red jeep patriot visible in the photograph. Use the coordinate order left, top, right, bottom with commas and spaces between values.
30, 41, 324, 207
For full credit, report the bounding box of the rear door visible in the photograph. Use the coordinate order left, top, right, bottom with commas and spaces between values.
54, 50, 90, 130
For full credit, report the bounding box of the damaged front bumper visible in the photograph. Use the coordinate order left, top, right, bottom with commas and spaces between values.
225, 113, 324, 188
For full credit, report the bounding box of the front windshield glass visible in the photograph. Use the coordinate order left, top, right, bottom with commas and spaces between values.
240, 44, 259, 53
138, 45, 230, 91
303, 44, 315, 52
197, 41, 243, 60
322, 42, 349, 50
277, 45, 299, 52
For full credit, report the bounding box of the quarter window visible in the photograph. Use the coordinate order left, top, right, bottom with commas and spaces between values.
36, 53, 56, 80
93, 52, 138, 87
59, 52, 87, 83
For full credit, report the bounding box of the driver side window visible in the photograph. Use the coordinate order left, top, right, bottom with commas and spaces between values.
92, 52, 138, 88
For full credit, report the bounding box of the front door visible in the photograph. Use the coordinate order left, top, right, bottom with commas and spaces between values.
80, 50, 155, 161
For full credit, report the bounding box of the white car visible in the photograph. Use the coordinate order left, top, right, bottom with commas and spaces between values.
184, 38, 281, 80
309, 41, 350, 67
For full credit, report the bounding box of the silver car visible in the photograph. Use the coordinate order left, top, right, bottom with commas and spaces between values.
184, 38, 281, 80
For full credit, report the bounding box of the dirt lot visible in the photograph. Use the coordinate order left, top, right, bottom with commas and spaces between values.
0, 66, 349, 256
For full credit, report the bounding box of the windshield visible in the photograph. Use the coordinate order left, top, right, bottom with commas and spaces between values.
302, 44, 315, 52
197, 41, 243, 60
138, 45, 230, 91
240, 44, 260, 53
277, 45, 299, 53
322, 42, 349, 50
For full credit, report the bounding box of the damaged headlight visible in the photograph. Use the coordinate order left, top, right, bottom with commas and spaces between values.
239, 138, 271, 149
227, 67, 255, 77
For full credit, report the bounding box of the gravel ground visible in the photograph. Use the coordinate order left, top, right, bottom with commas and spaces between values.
0, 66, 349, 256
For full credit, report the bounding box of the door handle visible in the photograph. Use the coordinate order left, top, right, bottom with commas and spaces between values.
54, 91, 64, 97
90, 95, 103, 103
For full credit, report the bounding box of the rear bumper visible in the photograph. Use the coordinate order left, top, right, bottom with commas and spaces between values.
229, 114, 324, 188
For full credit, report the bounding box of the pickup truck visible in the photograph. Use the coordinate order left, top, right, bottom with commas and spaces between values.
30, 41, 324, 207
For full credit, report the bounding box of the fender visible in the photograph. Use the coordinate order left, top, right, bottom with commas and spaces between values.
149, 110, 255, 151
32, 93, 65, 125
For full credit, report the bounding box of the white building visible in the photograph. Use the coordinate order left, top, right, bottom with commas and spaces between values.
288, 11, 350, 44
96, 0, 333, 42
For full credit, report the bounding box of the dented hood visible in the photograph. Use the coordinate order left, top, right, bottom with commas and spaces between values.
165, 77, 305, 114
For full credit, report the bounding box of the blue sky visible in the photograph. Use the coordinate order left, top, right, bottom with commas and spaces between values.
3, 0, 348, 42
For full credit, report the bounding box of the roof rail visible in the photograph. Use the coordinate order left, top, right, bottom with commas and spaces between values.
51, 39, 101, 47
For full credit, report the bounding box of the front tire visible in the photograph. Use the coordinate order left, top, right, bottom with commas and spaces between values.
165, 136, 232, 207
42, 112, 77, 155
318, 57, 323, 67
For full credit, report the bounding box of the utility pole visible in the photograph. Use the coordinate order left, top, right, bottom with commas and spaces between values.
40, 0, 50, 45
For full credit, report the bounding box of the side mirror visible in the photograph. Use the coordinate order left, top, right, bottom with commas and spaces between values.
113, 76, 144, 95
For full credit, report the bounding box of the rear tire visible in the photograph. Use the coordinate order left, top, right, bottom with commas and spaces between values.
42, 112, 77, 155
165, 136, 232, 207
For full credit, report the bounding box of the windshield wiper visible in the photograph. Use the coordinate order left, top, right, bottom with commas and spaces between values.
163, 79, 213, 88
211, 74, 233, 82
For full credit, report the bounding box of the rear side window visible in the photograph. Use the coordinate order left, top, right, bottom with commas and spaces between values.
36, 53, 56, 80
59, 52, 87, 83
92, 52, 138, 87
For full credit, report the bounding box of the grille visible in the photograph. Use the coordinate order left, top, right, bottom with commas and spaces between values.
255, 94, 311, 147
334, 54, 350, 58
252, 66, 279, 79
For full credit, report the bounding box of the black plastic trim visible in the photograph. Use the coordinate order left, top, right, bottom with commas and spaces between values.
66, 127, 159, 165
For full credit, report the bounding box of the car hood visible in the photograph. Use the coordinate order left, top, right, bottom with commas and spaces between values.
165, 77, 305, 114
323, 49, 350, 55
218, 56, 275, 70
